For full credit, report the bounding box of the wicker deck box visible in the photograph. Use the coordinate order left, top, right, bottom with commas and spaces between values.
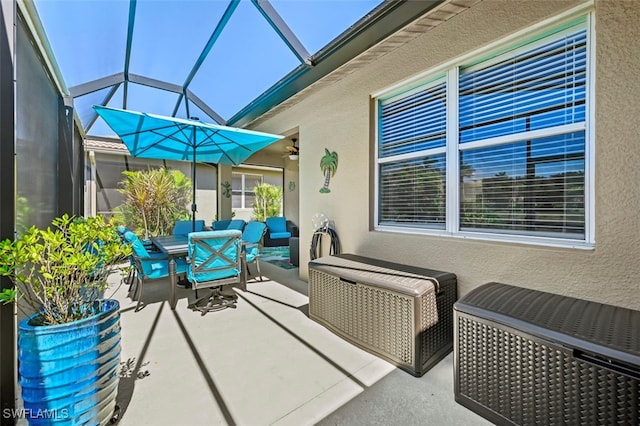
308, 254, 457, 377
454, 282, 640, 425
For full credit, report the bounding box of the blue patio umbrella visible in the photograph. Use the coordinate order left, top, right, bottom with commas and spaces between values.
93, 105, 284, 230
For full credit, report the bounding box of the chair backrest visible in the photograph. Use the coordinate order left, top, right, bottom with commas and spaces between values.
265, 217, 287, 233
211, 220, 231, 231
187, 230, 242, 286
124, 231, 149, 257
227, 219, 246, 231
124, 231, 165, 277
212, 219, 246, 231
174, 220, 205, 236
116, 225, 129, 235
116, 225, 132, 243
242, 221, 267, 244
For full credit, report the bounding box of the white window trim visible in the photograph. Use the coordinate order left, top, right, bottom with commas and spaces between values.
459, 123, 587, 152
232, 172, 263, 210
373, 7, 595, 250
446, 67, 459, 234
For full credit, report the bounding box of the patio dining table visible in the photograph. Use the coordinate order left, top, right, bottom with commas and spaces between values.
150, 235, 189, 310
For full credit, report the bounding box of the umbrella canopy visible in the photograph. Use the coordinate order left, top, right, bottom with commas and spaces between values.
93, 105, 284, 229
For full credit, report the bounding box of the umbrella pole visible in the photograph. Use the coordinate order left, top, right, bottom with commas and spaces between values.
192, 138, 197, 233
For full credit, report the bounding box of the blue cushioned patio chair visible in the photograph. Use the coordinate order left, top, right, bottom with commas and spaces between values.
117, 226, 135, 286
124, 231, 188, 311
264, 216, 298, 247
117, 225, 160, 285
242, 221, 267, 281
187, 230, 245, 315
173, 219, 205, 236
211, 219, 246, 232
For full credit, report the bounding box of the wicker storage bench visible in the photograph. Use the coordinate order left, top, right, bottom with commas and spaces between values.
308, 254, 457, 376
454, 282, 640, 425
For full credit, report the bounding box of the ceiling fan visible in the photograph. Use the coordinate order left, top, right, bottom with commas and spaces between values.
284, 138, 299, 160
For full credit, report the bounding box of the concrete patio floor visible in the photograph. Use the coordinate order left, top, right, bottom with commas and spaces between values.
109, 260, 491, 426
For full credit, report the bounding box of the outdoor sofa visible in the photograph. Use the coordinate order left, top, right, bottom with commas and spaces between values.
211, 219, 246, 232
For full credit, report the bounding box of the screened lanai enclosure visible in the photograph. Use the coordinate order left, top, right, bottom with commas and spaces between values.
3, 1, 450, 415
32, 0, 396, 133
44, 0, 384, 221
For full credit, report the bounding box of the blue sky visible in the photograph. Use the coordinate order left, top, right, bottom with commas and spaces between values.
33, 0, 383, 135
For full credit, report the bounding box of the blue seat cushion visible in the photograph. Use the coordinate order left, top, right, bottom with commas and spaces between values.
244, 244, 260, 262
124, 231, 183, 278
144, 257, 188, 280
269, 231, 291, 240
227, 220, 246, 231
124, 231, 150, 257
213, 219, 246, 231
242, 221, 266, 244
117, 225, 130, 235
212, 220, 232, 230
189, 268, 239, 283
266, 217, 287, 233
174, 220, 205, 235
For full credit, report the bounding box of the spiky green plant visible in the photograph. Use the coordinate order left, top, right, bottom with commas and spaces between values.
115, 168, 192, 238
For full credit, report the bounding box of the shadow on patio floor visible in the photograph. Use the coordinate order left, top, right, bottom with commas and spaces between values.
108, 262, 489, 426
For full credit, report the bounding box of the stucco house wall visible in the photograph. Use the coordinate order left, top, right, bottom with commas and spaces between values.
253, 0, 640, 310
243, 141, 300, 225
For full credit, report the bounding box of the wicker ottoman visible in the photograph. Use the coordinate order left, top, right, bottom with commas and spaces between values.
454, 282, 640, 425
309, 254, 457, 376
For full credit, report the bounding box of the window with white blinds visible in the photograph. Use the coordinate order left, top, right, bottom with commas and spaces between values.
375, 16, 591, 246
378, 79, 447, 229
379, 81, 447, 158
379, 154, 446, 228
460, 133, 585, 238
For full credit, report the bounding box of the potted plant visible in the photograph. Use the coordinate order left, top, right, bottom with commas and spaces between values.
0, 214, 131, 425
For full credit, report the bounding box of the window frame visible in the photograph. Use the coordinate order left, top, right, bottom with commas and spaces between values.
373, 7, 595, 249
232, 172, 263, 210
377, 74, 449, 230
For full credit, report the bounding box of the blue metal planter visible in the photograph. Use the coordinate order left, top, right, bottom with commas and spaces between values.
18, 299, 121, 425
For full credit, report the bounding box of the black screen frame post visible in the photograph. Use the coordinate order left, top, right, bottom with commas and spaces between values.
0, 1, 17, 423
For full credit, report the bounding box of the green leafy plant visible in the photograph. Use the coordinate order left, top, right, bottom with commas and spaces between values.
252, 183, 283, 221
115, 168, 192, 238
0, 214, 131, 325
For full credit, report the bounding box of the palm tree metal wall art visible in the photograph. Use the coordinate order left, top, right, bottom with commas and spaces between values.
319, 148, 338, 193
